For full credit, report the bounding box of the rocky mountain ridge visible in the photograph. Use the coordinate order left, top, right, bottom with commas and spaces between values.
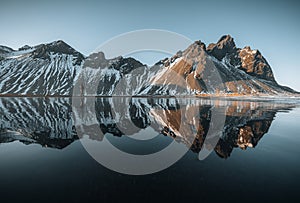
0, 35, 298, 96
0, 40, 84, 95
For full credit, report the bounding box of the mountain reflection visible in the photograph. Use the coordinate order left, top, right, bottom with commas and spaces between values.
0, 97, 296, 158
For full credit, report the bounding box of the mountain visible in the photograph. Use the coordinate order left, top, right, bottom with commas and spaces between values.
1, 35, 299, 96
0, 40, 84, 95
74, 52, 146, 96
88, 35, 298, 96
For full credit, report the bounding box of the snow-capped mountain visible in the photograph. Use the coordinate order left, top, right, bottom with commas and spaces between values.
0, 40, 84, 95
73, 52, 147, 96
0, 35, 299, 96
86, 35, 298, 96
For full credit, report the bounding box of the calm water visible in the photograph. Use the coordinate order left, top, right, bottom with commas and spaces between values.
0, 97, 300, 202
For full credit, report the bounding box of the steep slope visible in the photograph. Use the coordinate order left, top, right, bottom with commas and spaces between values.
154, 36, 299, 95
74, 51, 146, 96
206, 35, 298, 94
0, 41, 84, 95
207, 35, 275, 81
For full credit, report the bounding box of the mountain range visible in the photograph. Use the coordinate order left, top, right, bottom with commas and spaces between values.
0, 35, 298, 96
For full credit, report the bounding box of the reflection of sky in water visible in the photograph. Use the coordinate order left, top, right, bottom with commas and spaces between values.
269, 108, 300, 140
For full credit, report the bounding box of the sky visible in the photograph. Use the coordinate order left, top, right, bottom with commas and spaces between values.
0, 0, 300, 90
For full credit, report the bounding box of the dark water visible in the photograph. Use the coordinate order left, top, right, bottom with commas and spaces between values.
0, 97, 300, 202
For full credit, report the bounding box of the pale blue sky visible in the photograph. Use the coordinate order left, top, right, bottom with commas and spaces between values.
0, 0, 299, 90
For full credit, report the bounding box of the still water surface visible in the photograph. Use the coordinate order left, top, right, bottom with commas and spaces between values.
0, 97, 299, 202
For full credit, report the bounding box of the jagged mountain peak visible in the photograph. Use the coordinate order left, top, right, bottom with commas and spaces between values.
1, 35, 299, 96
34, 40, 81, 55
50, 39, 67, 45
112, 57, 145, 74
200, 35, 276, 82
0, 40, 84, 96
184, 40, 206, 54
192, 40, 207, 50
217, 34, 234, 44
18, 45, 32, 51
148, 34, 298, 95
238, 45, 275, 82
241, 46, 260, 57
46, 40, 77, 52
30, 40, 85, 65
207, 34, 237, 60
84, 51, 145, 72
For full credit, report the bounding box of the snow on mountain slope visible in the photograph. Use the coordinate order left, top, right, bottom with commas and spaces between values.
155, 37, 299, 96
74, 52, 144, 96
0, 41, 84, 95
88, 36, 299, 96
0, 35, 299, 96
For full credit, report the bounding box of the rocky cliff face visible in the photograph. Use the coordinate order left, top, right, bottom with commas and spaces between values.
207, 35, 275, 82
84, 35, 298, 96
145, 36, 297, 95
